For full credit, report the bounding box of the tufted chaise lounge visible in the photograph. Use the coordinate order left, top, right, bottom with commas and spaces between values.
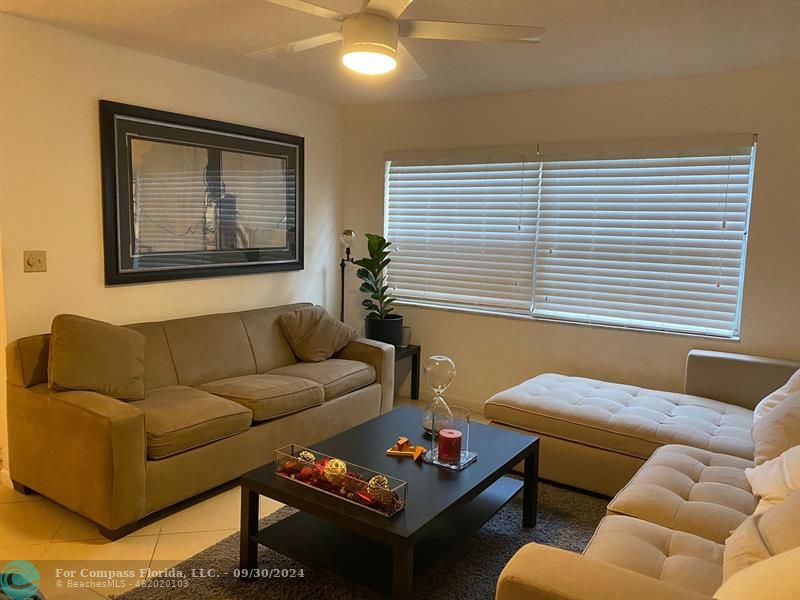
485, 349, 798, 495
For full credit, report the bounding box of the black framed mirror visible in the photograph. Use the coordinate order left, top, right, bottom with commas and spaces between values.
99, 100, 304, 285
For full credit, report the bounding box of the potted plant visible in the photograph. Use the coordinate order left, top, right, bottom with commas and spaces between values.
355, 233, 403, 346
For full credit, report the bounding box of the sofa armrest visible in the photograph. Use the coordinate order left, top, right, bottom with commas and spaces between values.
497, 543, 712, 600
336, 338, 395, 413
7, 383, 146, 529
684, 350, 800, 410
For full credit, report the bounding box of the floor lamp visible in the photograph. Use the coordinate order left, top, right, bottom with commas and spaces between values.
339, 229, 356, 321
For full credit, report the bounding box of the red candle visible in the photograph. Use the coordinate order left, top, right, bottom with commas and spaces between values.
438, 428, 462, 464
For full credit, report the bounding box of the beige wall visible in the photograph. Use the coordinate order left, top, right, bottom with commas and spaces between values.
0, 14, 343, 342
343, 62, 800, 410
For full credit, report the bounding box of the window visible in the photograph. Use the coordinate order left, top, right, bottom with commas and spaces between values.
384, 136, 756, 338
384, 160, 538, 313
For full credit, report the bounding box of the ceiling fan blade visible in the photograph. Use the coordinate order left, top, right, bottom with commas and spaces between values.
399, 20, 545, 44
361, 0, 414, 20
397, 42, 427, 81
247, 31, 343, 59
262, 0, 345, 21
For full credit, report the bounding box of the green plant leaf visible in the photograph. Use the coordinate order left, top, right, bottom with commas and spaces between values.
355, 267, 375, 282
366, 234, 384, 257
361, 299, 380, 311
353, 258, 371, 271
359, 282, 376, 293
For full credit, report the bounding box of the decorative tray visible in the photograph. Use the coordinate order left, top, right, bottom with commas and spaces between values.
274, 444, 407, 517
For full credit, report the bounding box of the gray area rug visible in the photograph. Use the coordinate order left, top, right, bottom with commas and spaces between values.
120, 482, 607, 600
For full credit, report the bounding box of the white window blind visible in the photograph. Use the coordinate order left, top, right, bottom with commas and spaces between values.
533, 150, 754, 337
385, 160, 539, 313
384, 137, 755, 338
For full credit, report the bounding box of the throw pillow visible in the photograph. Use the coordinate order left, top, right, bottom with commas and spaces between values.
745, 445, 800, 513
754, 368, 800, 419
715, 547, 800, 600
278, 306, 357, 362
48, 314, 146, 400
751, 391, 800, 465
722, 491, 800, 581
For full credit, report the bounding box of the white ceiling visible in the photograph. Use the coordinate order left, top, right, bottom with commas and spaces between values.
2, 0, 800, 106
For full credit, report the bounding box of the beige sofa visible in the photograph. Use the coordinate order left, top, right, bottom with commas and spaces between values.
493, 350, 800, 599
486, 350, 800, 495
6, 302, 394, 539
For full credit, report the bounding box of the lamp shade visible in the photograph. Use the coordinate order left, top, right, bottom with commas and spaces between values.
340, 229, 356, 248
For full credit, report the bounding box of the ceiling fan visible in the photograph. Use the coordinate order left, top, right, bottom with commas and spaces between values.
249, 0, 546, 79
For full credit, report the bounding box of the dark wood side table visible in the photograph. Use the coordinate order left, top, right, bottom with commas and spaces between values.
394, 344, 421, 399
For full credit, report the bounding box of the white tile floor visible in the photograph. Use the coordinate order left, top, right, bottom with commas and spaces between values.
0, 397, 476, 599
0, 483, 281, 599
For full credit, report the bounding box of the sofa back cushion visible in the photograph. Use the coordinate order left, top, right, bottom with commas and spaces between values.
753, 368, 800, 419
745, 445, 800, 514
126, 322, 179, 391
239, 304, 308, 372
751, 391, 800, 465
162, 313, 256, 386
722, 491, 800, 582
278, 305, 357, 362
715, 546, 800, 600
48, 314, 145, 400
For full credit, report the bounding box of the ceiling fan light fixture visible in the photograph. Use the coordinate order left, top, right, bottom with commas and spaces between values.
340, 13, 398, 75
342, 48, 397, 75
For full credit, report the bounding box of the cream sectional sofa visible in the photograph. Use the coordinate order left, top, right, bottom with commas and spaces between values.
5, 303, 394, 539
491, 350, 800, 600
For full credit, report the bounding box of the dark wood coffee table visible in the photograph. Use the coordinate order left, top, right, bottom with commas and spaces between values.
239, 406, 539, 599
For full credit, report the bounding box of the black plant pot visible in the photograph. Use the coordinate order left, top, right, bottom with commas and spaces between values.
364, 314, 404, 346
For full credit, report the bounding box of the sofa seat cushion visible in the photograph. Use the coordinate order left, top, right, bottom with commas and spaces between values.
485, 374, 754, 461
269, 359, 376, 401
584, 515, 724, 596
198, 374, 324, 422
130, 386, 252, 459
607, 445, 757, 543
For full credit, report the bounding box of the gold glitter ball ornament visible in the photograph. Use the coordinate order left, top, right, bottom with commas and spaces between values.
298, 450, 316, 464
367, 475, 392, 505
323, 458, 347, 484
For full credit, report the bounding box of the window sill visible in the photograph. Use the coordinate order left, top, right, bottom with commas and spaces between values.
393, 299, 741, 342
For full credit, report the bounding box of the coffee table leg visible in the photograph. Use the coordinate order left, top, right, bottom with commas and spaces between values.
523, 445, 539, 527
240, 487, 259, 576
392, 545, 413, 599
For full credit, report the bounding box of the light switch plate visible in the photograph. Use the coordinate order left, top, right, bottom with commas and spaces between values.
23, 250, 47, 273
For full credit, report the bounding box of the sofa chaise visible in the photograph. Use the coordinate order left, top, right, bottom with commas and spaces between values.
486, 350, 799, 495
5, 302, 394, 539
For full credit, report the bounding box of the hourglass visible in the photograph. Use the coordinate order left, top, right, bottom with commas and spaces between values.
421, 355, 456, 435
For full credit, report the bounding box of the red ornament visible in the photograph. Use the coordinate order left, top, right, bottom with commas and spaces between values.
355, 491, 375, 505
297, 466, 314, 481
